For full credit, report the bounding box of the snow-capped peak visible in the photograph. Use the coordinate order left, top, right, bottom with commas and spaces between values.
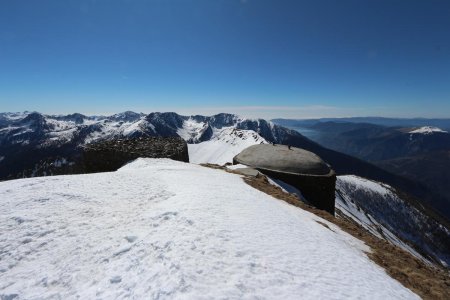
409, 126, 447, 134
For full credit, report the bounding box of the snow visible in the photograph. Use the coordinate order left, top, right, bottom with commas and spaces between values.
0, 127, 17, 133
122, 118, 147, 136
226, 164, 249, 170
6, 115, 152, 145
335, 175, 429, 264
188, 127, 267, 165
84, 130, 107, 144
409, 126, 447, 134
337, 175, 392, 197
45, 118, 77, 129
0, 112, 30, 121
85, 120, 136, 144
83, 117, 154, 144
177, 118, 208, 142
51, 158, 74, 168
267, 177, 307, 202
12, 128, 33, 137
0, 159, 418, 299
46, 127, 78, 143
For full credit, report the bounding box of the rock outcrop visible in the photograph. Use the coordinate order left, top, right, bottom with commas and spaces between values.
83, 137, 189, 173
234, 144, 336, 215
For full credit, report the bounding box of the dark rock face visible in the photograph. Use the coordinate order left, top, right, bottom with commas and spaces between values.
83, 137, 189, 173
145, 112, 185, 137
234, 144, 336, 215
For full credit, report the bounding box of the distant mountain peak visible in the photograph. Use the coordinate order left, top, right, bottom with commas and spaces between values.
409, 126, 448, 134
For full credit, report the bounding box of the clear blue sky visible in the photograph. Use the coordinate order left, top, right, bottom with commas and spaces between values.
0, 0, 449, 118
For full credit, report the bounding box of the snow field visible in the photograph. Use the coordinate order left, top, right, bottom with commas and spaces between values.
0, 159, 418, 299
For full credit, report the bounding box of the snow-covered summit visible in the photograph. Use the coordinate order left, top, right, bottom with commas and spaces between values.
0, 158, 418, 299
409, 126, 448, 134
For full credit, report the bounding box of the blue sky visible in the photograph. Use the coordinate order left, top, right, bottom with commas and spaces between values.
0, 0, 449, 119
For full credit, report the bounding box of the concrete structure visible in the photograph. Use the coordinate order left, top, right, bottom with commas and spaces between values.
82, 137, 189, 173
233, 144, 336, 215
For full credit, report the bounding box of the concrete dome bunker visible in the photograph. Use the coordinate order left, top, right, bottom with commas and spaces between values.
233, 144, 336, 215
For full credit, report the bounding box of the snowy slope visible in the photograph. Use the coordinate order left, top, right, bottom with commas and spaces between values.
335, 177, 424, 261
336, 175, 450, 267
0, 159, 418, 299
176, 117, 210, 142
188, 127, 267, 164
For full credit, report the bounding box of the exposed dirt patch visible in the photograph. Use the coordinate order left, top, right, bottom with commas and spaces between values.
315, 220, 334, 232
230, 169, 450, 300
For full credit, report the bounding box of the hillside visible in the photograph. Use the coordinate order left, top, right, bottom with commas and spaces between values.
336, 175, 450, 267
377, 151, 450, 204
301, 122, 450, 162
271, 120, 450, 220
0, 159, 419, 299
272, 117, 450, 131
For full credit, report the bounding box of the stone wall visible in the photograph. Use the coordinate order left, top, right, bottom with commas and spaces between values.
82, 137, 189, 173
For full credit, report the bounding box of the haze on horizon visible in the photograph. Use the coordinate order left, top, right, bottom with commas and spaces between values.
1, 0, 449, 119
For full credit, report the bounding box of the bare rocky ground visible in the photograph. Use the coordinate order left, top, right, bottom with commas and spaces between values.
202, 164, 450, 300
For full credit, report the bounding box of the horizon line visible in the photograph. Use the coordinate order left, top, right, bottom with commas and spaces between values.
2, 110, 450, 121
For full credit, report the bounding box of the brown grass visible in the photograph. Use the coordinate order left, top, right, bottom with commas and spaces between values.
204, 164, 450, 299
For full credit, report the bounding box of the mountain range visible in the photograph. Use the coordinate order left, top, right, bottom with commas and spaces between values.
1, 111, 449, 267
273, 117, 450, 131
1, 111, 448, 217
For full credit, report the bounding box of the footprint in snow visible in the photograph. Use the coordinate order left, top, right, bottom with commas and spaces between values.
11, 217, 26, 224
113, 245, 132, 257
124, 235, 138, 243
110, 276, 122, 284
21, 237, 33, 244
